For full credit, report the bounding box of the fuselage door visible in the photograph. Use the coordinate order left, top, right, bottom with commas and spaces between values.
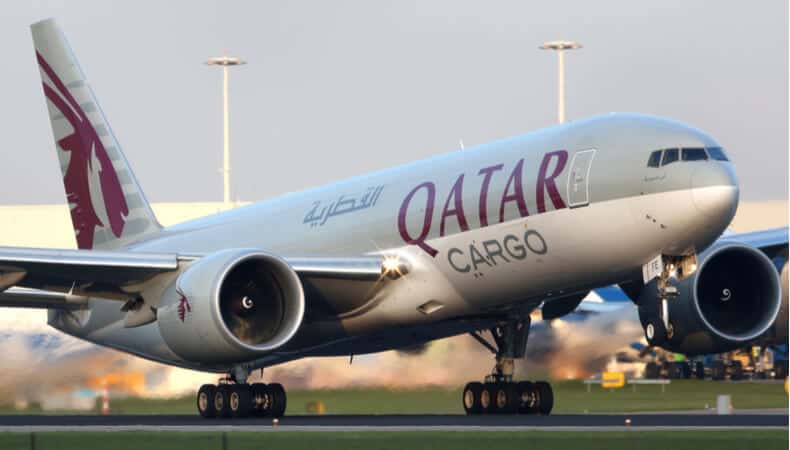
566, 148, 596, 208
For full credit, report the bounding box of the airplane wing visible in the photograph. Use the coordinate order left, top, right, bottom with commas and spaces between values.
575, 286, 635, 314
0, 246, 180, 288
0, 246, 384, 308
718, 226, 788, 257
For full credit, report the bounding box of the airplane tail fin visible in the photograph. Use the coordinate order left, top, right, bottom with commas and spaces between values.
31, 19, 161, 250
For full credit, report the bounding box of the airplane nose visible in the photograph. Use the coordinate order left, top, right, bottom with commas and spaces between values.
691, 163, 739, 226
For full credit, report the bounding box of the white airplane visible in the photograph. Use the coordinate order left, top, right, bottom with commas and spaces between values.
1, 19, 786, 418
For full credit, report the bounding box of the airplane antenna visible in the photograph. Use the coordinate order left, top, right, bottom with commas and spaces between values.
459, 139, 465, 150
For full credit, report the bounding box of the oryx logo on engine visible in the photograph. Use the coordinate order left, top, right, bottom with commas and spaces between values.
177, 288, 192, 322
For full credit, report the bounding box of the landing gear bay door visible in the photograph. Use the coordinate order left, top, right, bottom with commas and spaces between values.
566, 148, 596, 208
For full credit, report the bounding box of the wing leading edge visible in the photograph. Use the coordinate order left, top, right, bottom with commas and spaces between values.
719, 226, 788, 258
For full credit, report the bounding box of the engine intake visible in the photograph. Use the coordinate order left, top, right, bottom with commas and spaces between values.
693, 245, 779, 342
158, 249, 305, 363
639, 242, 782, 355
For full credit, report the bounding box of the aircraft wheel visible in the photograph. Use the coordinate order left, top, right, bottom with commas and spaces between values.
644, 319, 667, 347
481, 382, 498, 414
462, 382, 484, 415
251, 383, 269, 416
197, 384, 217, 418
516, 381, 536, 414
214, 384, 233, 418
268, 383, 287, 418
504, 383, 520, 414
535, 381, 553, 415
491, 383, 518, 414
229, 384, 253, 418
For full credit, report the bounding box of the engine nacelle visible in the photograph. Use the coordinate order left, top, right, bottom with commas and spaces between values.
158, 249, 305, 364
763, 259, 788, 344
638, 242, 782, 355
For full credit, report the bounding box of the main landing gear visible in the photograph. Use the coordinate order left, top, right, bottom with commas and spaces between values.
463, 317, 553, 415
196, 371, 287, 418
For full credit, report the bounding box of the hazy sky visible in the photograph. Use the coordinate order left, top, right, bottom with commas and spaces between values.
1, 1, 786, 204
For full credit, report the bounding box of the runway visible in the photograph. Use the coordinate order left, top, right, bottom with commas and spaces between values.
0, 413, 787, 432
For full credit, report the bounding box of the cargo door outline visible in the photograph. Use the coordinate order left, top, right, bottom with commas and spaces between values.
566, 148, 595, 208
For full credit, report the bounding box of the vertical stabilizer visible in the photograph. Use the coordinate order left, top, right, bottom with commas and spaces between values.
31, 19, 160, 250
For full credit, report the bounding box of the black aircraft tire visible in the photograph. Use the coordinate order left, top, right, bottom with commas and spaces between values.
268, 383, 287, 418
503, 382, 520, 414
491, 383, 518, 414
482, 382, 497, 414
197, 384, 217, 418
229, 384, 253, 418
645, 319, 667, 347
214, 384, 233, 418
251, 383, 269, 417
462, 382, 484, 415
516, 381, 535, 414
535, 381, 554, 416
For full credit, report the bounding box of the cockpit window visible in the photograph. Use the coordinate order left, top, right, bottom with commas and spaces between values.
682, 147, 708, 161
647, 150, 662, 168
706, 146, 729, 161
661, 148, 679, 166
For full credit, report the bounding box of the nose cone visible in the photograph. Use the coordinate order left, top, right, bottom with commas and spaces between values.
692, 164, 739, 227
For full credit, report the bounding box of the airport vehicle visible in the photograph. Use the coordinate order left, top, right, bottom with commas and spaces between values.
0, 19, 786, 418
685, 346, 787, 381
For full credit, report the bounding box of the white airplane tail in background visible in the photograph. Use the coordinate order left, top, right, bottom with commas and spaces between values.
31, 19, 160, 250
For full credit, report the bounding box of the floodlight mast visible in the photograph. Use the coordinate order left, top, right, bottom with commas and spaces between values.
206, 56, 246, 208
539, 40, 582, 124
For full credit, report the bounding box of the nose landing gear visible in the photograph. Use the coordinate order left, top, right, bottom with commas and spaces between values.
641, 255, 691, 347
463, 317, 553, 415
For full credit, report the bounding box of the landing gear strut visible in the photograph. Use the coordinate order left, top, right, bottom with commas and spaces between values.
643, 256, 686, 347
196, 370, 287, 419
463, 316, 553, 415
641, 253, 699, 347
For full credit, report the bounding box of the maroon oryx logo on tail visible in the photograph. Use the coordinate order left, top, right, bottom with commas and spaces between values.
37, 52, 128, 249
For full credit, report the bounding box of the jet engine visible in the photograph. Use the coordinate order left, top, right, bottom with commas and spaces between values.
762, 258, 788, 344
158, 249, 305, 364
637, 242, 783, 355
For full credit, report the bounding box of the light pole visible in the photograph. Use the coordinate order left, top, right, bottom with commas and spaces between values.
539, 40, 582, 124
206, 56, 246, 207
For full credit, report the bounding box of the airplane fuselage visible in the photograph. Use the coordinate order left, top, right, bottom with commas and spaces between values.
49, 113, 739, 372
